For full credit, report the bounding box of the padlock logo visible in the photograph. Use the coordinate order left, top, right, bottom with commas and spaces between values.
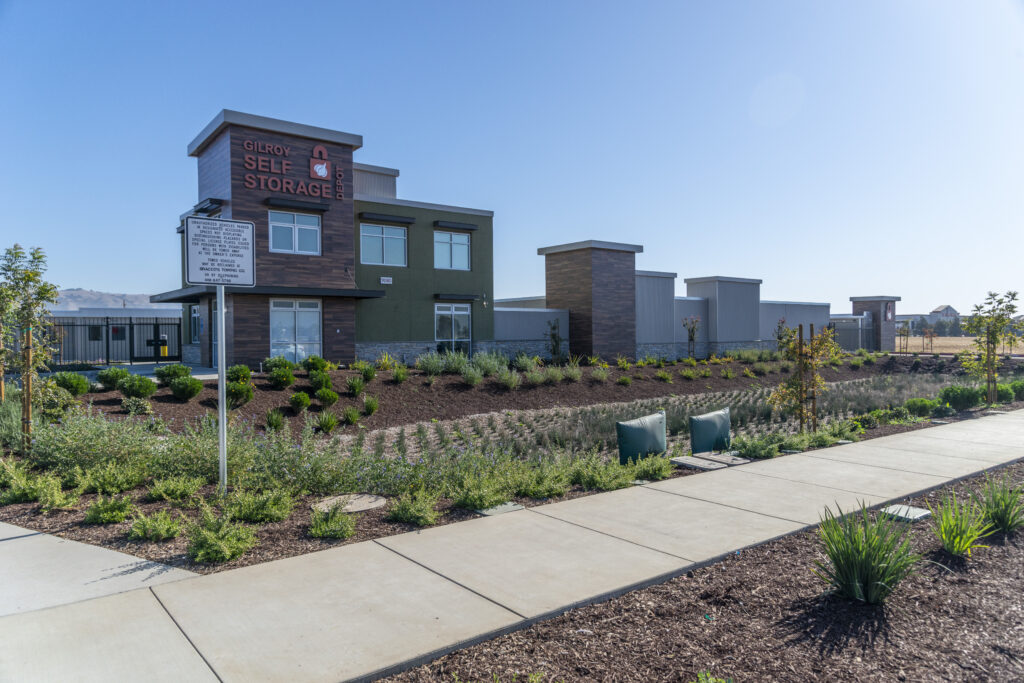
309, 145, 331, 180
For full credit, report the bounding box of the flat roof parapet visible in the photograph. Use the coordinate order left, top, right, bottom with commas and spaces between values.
537, 240, 643, 256
850, 296, 902, 302
683, 275, 763, 285
636, 270, 677, 279
188, 109, 364, 156
353, 162, 400, 177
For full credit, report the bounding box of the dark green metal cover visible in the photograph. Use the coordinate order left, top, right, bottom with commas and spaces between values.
616, 411, 667, 464
689, 407, 731, 454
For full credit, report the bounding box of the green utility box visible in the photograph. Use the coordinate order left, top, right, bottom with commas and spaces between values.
616, 410, 667, 464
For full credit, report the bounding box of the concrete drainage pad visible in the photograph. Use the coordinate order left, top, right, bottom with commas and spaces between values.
670, 456, 727, 471
881, 504, 931, 523
311, 493, 387, 514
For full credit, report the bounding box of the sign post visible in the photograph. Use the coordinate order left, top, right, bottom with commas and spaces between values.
184, 216, 255, 493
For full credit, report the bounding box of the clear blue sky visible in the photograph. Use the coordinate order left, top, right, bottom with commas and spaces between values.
1, 0, 1022, 316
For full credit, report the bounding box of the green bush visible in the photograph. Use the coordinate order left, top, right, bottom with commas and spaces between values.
264, 356, 296, 372
29, 412, 159, 478
360, 365, 377, 382
679, 369, 696, 381
569, 453, 634, 491
226, 381, 253, 408
732, 434, 780, 459
0, 397, 20, 449
170, 376, 203, 401
616, 375, 632, 386
315, 388, 339, 407
84, 495, 136, 524
147, 475, 205, 504
633, 454, 673, 481
509, 461, 570, 499
415, 352, 444, 376
316, 411, 339, 434
302, 355, 328, 373
308, 504, 356, 539
544, 367, 564, 384
309, 370, 332, 391
848, 358, 864, 370
512, 353, 540, 373
496, 368, 521, 390
117, 375, 157, 399
720, 368, 736, 379
591, 367, 609, 382
930, 490, 993, 558
654, 370, 672, 383
341, 405, 360, 425
938, 385, 982, 412
363, 395, 379, 416
904, 398, 937, 418
392, 364, 409, 383
441, 350, 470, 375
995, 383, 1015, 404
460, 366, 483, 387
268, 367, 296, 389
563, 366, 582, 382
97, 367, 131, 391
386, 489, 440, 526
155, 364, 191, 386
265, 409, 285, 431
77, 460, 145, 494
931, 402, 956, 418
346, 376, 365, 396
226, 365, 252, 383
470, 351, 507, 377
225, 489, 295, 523
453, 472, 510, 510
128, 510, 182, 542
0, 460, 42, 505
36, 475, 79, 512
289, 392, 311, 413
524, 369, 545, 386
187, 506, 257, 563
974, 473, 1024, 534
52, 371, 90, 396
1010, 380, 1024, 401
814, 504, 919, 604
121, 396, 153, 416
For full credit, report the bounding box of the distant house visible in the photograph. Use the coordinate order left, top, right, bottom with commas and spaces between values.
930, 305, 959, 319
895, 305, 961, 334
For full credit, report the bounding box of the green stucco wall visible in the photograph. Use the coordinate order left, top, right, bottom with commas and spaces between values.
353, 200, 494, 344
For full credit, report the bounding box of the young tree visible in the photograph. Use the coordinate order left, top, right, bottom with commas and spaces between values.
0, 245, 59, 450
774, 317, 790, 351
961, 291, 1019, 404
682, 316, 700, 358
769, 324, 840, 432
0, 273, 14, 402
897, 322, 911, 353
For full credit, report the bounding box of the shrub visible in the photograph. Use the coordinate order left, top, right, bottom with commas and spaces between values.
315, 388, 339, 407
938, 385, 982, 411
720, 368, 736, 379
751, 362, 770, 376
995, 383, 1015, 404
929, 490, 992, 558
374, 352, 399, 371
36, 475, 79, 512
453, 472, 510, 510
863, 354, 876, 366
128, 510, 182, 542
540, 367, 562, 384
363, 394, 379, 415
52, 371, 90, 396
440, 350, 469, 375
679, 369, 696, 381
1010, 380, 1024, 401
289, 392, 311, 413
187, 506, 257, 563
699, 368, 712, 378
224, 364, 251, 384
226, 489, 294, 523
152, 364, 190, 387
563, 366, 582, 382
316, 411, 339, 434
0, 460, 42, 505
264, 356, 297, 372
616, 375, 632, 386
524, 369, 545, 386
849, 358, 864, 370
226, 381, 253, 408
392, 364, 409, 383
570, 453, 634, 491
265, 408, 285, 432
655, 370, 672, 383
591, 367, 609, 382
121, 396, 153, 416
302, 355, 328, 373
632, 454, 673, 481
460, 366, 483, 387
84, 495, 136, 524
117, 375, 157, 399
78, 460, 144, 494
97, 367, 131, 391
360, 365, 377, 382
268, 367, 295, 389
471, 351, 507, 377
931, 402, 955, 418
814, 504, 919, 604
346, 376, 365, 396
341, 405, 360, 425
512, 353, 539, 373
904, 398, 937, 418
387, 489, 440, 526
147, 475, 205, 503
170, 376, 203, 401
742, 368, 756, 379
974, 473, 1024, 534
496, 368, 521, 390
308, 504, 356, 539
415, 352, 444, 376
510, 461, 570, 499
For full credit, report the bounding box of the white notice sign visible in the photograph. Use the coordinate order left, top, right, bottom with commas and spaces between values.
185, 217, 255, 287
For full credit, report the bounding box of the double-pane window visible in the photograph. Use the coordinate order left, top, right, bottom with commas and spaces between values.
360, 224, 407, 266
434, 231, 470, 270
270, 300, 322, 363
435, 303, 471, 354
269, 211, 321, 255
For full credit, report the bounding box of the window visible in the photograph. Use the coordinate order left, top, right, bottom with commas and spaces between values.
434, 231, 470, 270
435, 303, 471, 354
269, 300, 322, 363
189, 305, 200, 344
110, 325, 126, 341
269, 211, 321, 255
87, 325, 103, 342
360, 224, 407, 266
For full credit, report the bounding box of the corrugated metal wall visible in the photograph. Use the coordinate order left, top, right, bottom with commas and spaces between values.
353, 169, 396, 198
494, 307, 569, 341
673, 298, 709, 343
759, 302, 831, 340
635, 274, 675, 344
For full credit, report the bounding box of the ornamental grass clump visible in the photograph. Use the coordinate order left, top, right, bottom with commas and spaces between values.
362, 394, 379, 415
187, 505, 257, 563
386, 489, 440, 527
346, 376, 365, 396
929, 490, 993, 558
563, 366, 582, 382
391, 364, 409, 383
655, 370, 673, 383
591, 367, 609, 382
814, 504, 919, 605
308, 504, 356, 539
128, 510, 182, 542
316, 411, 339, 434
265, 408, 285, 432
84, 495, 136, 524
341, 405, 360, 425
225, 489, 295, 524
974, 473, 1024, 534
616, 375, 632, 386
360, 365, 377, 382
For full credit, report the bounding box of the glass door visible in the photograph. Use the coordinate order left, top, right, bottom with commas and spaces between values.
270, 300, 322, 363
434, 303, 471, 354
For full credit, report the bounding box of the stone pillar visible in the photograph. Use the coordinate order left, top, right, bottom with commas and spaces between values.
850, 296, 900, 351
540, 240, 643, 360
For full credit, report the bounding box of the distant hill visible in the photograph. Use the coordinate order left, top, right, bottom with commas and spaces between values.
52, 288, 179, 311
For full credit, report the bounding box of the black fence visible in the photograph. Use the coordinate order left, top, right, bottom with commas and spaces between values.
38, 317, 183, 365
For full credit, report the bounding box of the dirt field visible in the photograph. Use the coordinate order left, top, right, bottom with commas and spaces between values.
894, 336, 979, 355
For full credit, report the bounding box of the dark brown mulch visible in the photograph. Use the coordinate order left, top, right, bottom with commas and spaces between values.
74, 355, 971, 434
386, 462, 1024, 683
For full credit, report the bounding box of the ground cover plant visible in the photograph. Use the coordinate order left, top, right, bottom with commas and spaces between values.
308, 504, 356, 539
186, 506, 257, 563
128, 509, 182, 542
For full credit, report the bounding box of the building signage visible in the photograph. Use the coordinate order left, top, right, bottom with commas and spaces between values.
185, 217, 255, 287
380, 276, 393, 285
241, 138, 345, 200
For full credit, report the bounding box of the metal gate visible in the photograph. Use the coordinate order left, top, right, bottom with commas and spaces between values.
44, 316, 182, 365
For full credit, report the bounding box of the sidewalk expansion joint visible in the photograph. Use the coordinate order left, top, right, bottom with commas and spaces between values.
637, 485, 817, 526
802, 450, 995, 477
149, 587, 224, 683
524, 506, 696, 562
0, 532, 42, 543
373, 540, 529, 621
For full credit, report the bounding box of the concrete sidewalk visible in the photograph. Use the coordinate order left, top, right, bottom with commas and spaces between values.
1, 410, 1021, 682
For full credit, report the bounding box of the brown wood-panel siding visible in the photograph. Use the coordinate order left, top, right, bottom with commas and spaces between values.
322, 298, 356, 363
225, 125, 356, 290
545, 250, 594, 356
197, 131, 232, 203
590, 250, 636, 360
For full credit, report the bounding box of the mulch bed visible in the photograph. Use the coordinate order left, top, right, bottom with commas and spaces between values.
74, 355, 975, 434
387, 461, 1024, 683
